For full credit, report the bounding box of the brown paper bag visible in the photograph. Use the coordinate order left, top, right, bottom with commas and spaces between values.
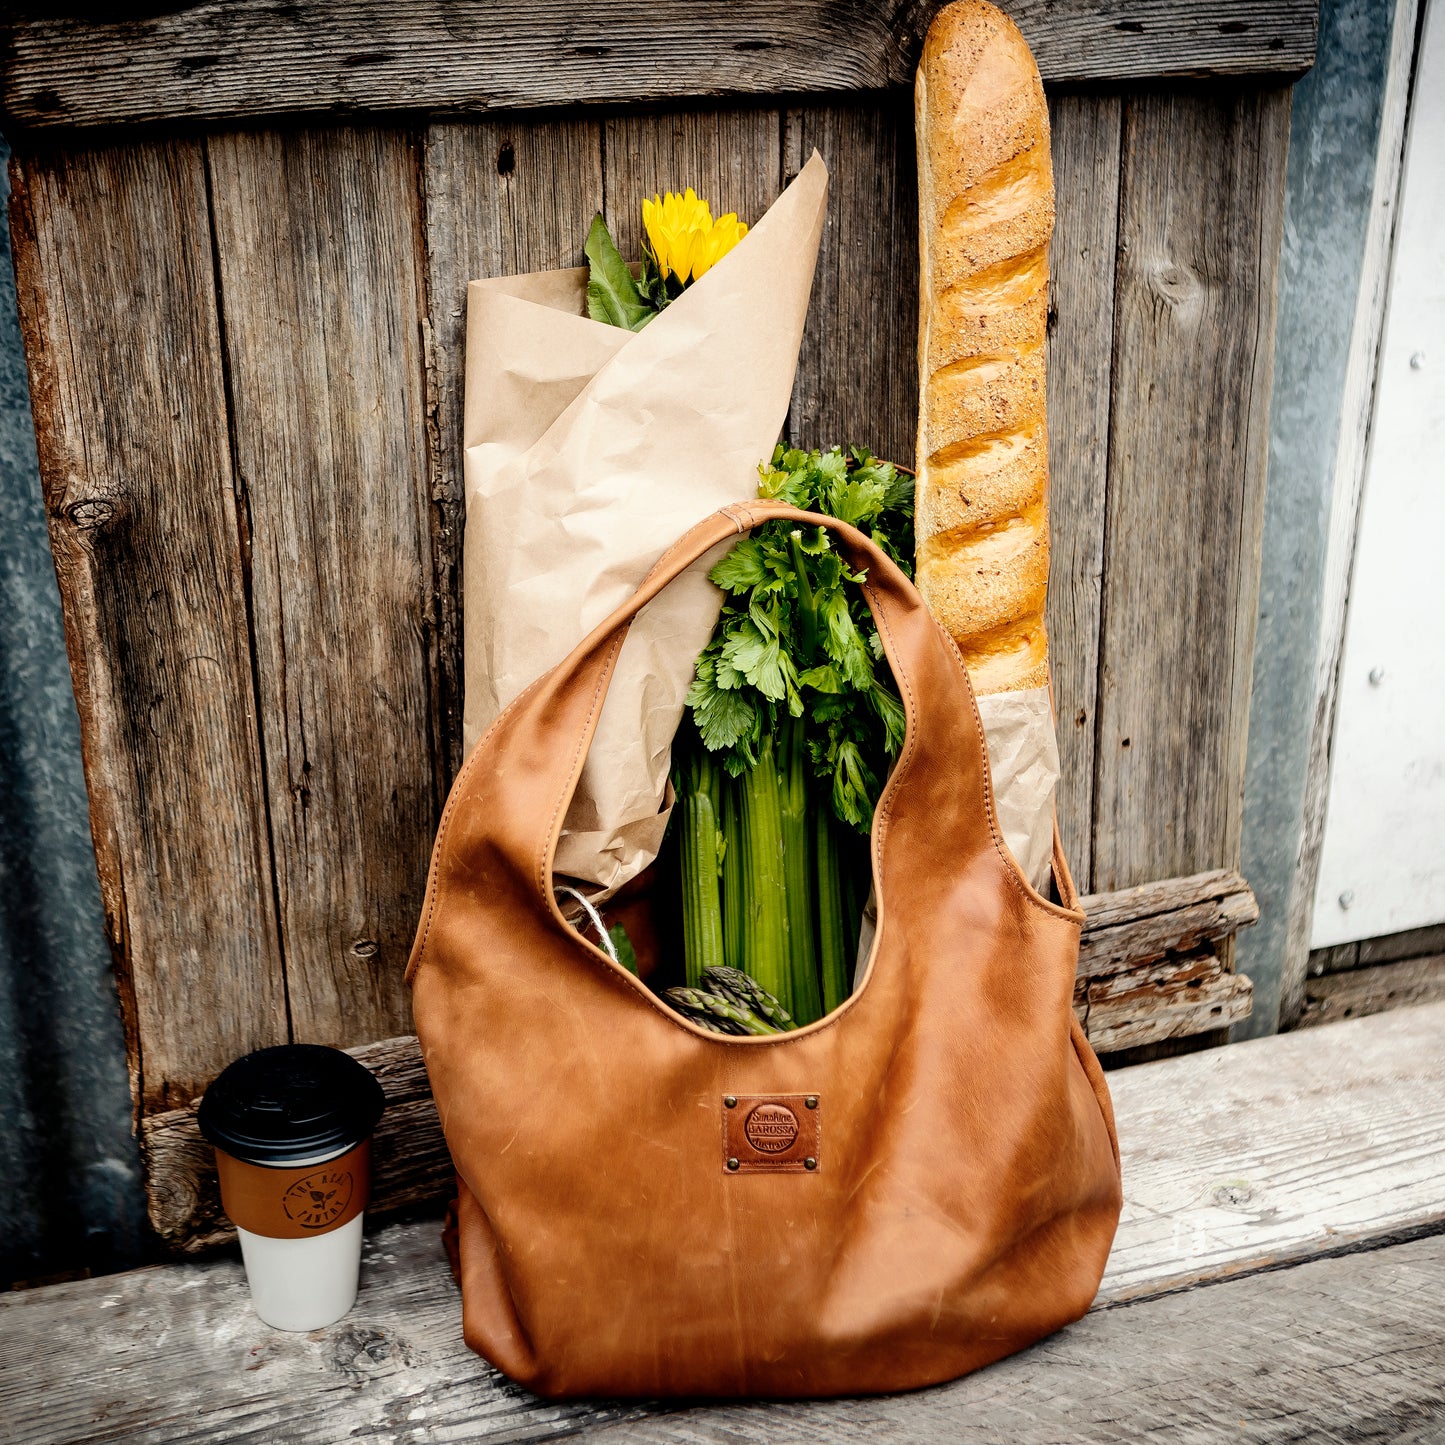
463, 155, 829, 894
975, 688, 1060, 893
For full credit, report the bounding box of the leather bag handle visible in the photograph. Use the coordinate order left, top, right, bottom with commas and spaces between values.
408, 498, 1028, 985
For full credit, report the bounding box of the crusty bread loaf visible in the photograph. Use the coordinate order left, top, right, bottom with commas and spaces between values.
914, 0, 1055, 695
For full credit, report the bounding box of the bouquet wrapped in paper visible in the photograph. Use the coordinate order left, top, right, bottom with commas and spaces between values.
463, 156, 829, 897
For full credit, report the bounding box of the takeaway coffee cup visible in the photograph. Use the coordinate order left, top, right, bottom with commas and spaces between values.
198, 1044, 386, 1331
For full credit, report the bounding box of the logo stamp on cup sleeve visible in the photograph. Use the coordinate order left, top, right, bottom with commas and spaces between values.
282, 1166, 356, 1229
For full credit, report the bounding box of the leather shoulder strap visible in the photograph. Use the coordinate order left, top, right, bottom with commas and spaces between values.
408, 500, 1010, 982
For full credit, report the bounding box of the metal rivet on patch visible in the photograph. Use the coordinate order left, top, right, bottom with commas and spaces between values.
727, 1158, 740, 1171
805, 1096, 818, 1109
724, 1095, 737, 1109
804, 1157, 818, 1170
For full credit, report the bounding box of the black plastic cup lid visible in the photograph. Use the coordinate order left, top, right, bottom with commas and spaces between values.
197, 1044, 386, 1167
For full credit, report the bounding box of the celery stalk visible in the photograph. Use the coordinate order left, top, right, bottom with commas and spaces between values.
815, 804, 851, 1013
721, 773, 745, 975
734, 733, 792, 1013
779, 715, 823, 1025
844, 825, 868, 956
677, 747, 725, 986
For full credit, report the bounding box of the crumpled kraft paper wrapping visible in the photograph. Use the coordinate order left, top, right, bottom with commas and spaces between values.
463, 154, 829, 893
975, 686, 1060, 895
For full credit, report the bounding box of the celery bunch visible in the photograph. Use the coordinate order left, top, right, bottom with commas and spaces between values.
670, 445, 914, 1024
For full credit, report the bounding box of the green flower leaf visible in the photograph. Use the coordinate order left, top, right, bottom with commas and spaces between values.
584, 213, 655, 332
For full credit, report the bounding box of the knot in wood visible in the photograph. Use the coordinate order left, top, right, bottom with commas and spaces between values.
1212, 1181, 1255, 1208
1148, 262, 1203, 317
65, 496, 116, 530
329, 1325, 417, 1379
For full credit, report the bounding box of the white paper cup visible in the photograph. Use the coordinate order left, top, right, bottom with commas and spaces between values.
199, 1046, 386, 1332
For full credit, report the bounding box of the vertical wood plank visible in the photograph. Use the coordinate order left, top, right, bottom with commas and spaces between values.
1045, 91, 1123, 887
421, 118, 604, 777
206, 127, 435, 1047
600, 107, 783, 271
1092, 87, 1291, 892
7, 141, 287, 1111
783, 94, 918, 469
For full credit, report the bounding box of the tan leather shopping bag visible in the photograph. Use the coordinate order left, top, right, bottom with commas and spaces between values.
407, 500, 1123, 1400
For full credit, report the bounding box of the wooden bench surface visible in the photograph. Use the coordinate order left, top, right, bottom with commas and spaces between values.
4, 1001, 1441, 1443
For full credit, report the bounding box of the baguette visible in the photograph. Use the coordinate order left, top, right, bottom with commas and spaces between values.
914, 0, 1054, 695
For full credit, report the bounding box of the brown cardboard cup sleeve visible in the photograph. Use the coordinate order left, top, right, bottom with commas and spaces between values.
215, 1139, 371, 1240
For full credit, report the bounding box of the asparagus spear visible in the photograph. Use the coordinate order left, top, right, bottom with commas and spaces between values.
700, 966, 797, 1031
663, 986, 783, 1036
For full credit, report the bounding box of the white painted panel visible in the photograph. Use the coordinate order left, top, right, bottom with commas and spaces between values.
1312, 0, 1445, 948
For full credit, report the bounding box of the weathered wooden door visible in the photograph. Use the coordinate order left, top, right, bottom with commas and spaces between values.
0, 0, 1316, 1249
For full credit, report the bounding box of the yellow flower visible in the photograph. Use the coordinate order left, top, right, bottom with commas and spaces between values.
641, 188, 748, 285
691, 212, 748, 280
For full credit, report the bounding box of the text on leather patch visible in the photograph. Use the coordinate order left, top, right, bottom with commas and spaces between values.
722, 1093, 820, 1174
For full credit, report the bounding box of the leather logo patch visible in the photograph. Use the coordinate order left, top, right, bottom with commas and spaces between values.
724, 1094, 820, 1174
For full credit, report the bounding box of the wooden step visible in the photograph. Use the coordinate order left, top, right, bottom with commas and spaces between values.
3, 1001, 1440, 1444
1101, 995, 1444, 1301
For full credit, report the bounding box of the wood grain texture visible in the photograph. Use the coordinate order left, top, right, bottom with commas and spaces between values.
577, 1238, 1445, 1444
0, 2, 1320, 135
1308, 940, 1361, 975
1092, 86, 1291, 892
6, 141, 287, 1113
206, 127, 435, 1048
143, 870, 1258, 1249
4, 1005, 1440, 1444
1078, 867, 1257, 1052
1296, 953, 1445, 1031
421, 118, 604, 777
1307, 921, 1445, 982
600, 107, 783, 267
1360, 920, 1445, 965
784, 95, 918, 469
1078, 867, 1257, 975
1045, 91, 1122, 881
1079, 865, 1245, 929
1102, 997, 1445, 1302
1082, 951, 1252, 1052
